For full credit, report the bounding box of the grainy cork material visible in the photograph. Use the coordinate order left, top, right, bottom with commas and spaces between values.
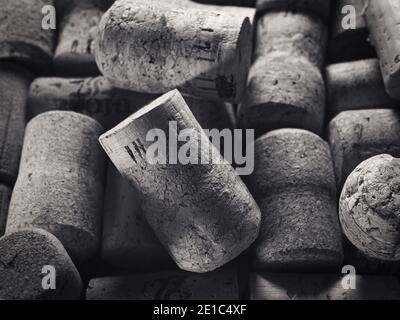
326, 59, 398, 118
250, 272, 400, 300
86, 270, 239, 300
54, 2, 103, 77
28, 76, 158, 129
0, 62, 32, 186
340, 154, 400, 261
99, 90, 261, 273
0, 229, 82, 300
328, 109, 400, 189
6, 111, 106, 265
246, 129, 343, 272
256, 0, 331, 22
366, 0, 400, 99
0, 184, 11, 237
330, 0, 375, 63
95, 0, 253, 102
0, 0, 55, 74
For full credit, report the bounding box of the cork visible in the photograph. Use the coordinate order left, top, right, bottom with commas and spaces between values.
340, 154, 400, 261
0, 229, 82, 300
256, 0, 331, 22
0, 184, 11, 236
101, 164, 172, 269
250, 273, 400, 300
6, 111, 106, 265
0, 62, 32, 186
86, 270, 239, 300
238, 53, 326, 137
246, 129, 343, 272
328, 109, 400, 189
99, 90, 261, 273
365, 0, 400, 99
54, 2, 103, 77
326, 59, 398, 118
0, 0, 55, 74
330, 0, 375, 62
95, 0, 253, 103
28, 76, 158, 129
254, 12, 328, 70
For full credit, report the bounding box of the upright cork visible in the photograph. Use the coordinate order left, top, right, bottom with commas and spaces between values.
0, 0, 55, 74
0, 63, 32, 186
54, 2, 103, 77
99, 90, 261, 273
328, 109, 400, 188
6, 111, 106, 265
256, 0, 331, 22
365, 0, 400, 99
250, 273, 400, 300
28, 77, 157, 129
95, 0, 253, 103
0, 185, 11, 236
86, 270, 239, 300
330, 0, 375, 62
340, 154, 400, 261
326, 59, 398, 118
246, 129, 343, 272
0, 229, 82, 300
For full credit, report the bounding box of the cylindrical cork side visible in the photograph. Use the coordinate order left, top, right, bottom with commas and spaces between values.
0, 184, 11, 237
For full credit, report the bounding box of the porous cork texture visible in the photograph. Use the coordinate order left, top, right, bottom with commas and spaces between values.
0, 63, 32, 186
99, 90, 261, 273
28, 76, 158, 129
95, 0, 253, 102
330, 0, 375, 62
254, 12, 327, 70
0, 184, 11, 236
54, 2, 103, 77
328, 109, 400, 188
250, 273, 400, 300
101, 165, 171, 269
256, 0, 331, 22
6, 111, 106, 265
366, 0, 400, 99
0, 0, 55, 74
339, 154, 400, 261
238, 53, 326, 137
86, 270, 239, 300
326, 59, 398, 117
0, 229, 82, 300
246, 129, 343, 272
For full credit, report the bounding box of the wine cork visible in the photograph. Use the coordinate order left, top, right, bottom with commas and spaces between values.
6, 111, 106, 265
238, 53, 325, 137
254, 12, 327, 70
86, 270, 239, 300
54, 2, 103, 77
101, 164, 173, 269
0, 0, 55, 74
256, 0, 331, 22
0, 185, 11, 236
246, 129, 343, 272
28, 77, 158, 129
250, 273, 400, 300
365, 0, 400, 99
330, 0, 375, 62
99, 90, 261, 273
326, 59, 398, 118
0, 229, 82, 300
340, 154, 400, 261
95, 0, 252, 103
0, 63, 32, 186
328, 109, 400, 188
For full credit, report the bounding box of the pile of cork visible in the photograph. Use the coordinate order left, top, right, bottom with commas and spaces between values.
0, 0, 400, 300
